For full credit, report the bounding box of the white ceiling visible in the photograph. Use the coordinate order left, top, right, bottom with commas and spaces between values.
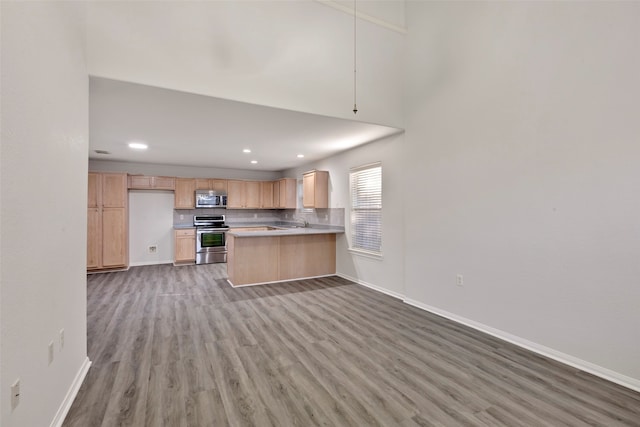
90, 77, 403, 171
86, 1, 405, 171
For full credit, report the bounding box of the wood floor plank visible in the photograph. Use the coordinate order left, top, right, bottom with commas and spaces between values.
64, 264, 640, 427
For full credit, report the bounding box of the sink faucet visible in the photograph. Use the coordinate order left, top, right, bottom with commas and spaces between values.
293, 216, 309, 228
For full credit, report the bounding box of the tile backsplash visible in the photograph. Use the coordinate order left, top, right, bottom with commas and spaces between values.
174, 208, 345, 227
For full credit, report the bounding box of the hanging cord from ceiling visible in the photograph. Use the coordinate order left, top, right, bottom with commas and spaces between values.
353, 0, 358, 114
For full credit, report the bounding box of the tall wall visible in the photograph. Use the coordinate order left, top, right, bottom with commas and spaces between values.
403, 1, 640, 386
129, 191, 175, 266
88, 159, 281, 181
1, 2, 90, 426
284, 133, 405, 297
86, 1, 405, 127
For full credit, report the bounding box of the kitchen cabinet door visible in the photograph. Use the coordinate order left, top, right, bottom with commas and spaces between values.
152, 176, 175, 190
195, 178, 211, 190
302, 173, 315, 208
101, 208, 127, 268
303, 171, 328, 208
273, 181, 280, 208
245, 181, 261, 208
278, 178, 297, 209
128, 175, 153, 189
210, 179, 228, 193
129, 175, 175, 190
103, 173, 127, 208
196, 178, 228, 192
87, 172, 128, 271
261, 181, 275, 208
174, 229, 196, 263
87, 208, 101, 269
88, 173, 100, 208
227, 180, 245, 208
228, 180, 261, 208
174, 178, 196, 209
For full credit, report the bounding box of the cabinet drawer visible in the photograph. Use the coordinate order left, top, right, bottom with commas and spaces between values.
175, 229, 195, 237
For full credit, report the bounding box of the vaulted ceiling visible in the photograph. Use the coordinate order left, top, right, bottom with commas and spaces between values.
86, 1, 406, 171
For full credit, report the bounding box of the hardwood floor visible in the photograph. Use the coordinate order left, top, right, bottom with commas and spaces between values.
64, 264, 640, 426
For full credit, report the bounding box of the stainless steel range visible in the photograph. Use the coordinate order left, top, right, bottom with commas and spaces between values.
194, 215, 229, 264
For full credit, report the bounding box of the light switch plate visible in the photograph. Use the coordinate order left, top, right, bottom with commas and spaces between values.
11, 379, 20, 410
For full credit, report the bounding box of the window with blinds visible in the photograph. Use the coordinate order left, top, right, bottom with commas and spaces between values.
350, 163, 382, 255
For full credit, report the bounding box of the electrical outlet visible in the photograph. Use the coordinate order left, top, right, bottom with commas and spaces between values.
59, 328, 65, 350
180, 214, 184, 220
456, 274, 464, 286
253, 213, 258, 218
48, 341, 54, 365
148, 245, 157, 254
11, 379, 20, 410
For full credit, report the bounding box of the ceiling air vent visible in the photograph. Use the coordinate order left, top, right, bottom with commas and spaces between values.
94, 150, 110, 155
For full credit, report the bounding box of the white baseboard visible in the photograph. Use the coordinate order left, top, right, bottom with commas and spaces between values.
403, 298, 640, 393
336, 273, 405, 300
49, 357, 92, 427
129, 260, 174, 267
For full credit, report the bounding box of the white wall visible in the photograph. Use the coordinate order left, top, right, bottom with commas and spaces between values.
89, 159, 281, 181
403, 1, 640, 386
284, 133, 405, 297
1, 2, 89, 426
129, 191, 175, 266
86, 1, 405, 127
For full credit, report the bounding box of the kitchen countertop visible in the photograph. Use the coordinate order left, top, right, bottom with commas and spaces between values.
227, 224, 344, 237
173, 225, 196, 230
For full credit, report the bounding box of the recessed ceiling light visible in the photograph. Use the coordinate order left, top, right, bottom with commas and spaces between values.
243, 149, 251, 153
251, 160, 258, 164
297, 154, 305, 158
128, 142, 148, 150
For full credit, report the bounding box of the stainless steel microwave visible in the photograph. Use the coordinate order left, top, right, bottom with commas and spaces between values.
195, 190, 227, 208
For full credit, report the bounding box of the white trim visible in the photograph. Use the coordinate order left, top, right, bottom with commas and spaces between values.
227, 274, 335, 288
129, 260, 174, 267
337, 272, 404, 300
314, 0, 407, 34
349, 160, 382, 172
403, 298, 640, 393
348, 248, 383, 260
86, 266, 129, 275
49, 357, 92, 427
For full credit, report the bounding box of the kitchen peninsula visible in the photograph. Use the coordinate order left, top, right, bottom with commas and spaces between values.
226, 226, 344, 286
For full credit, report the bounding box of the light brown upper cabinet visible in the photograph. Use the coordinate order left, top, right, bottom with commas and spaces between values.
88, 172, 128, 271
227, 180, 261, 209
275, 178, 297, 209
128, 175, 176, 190
174, 178, 196, 209
302, 170, 329, 209
195, 178, 228, 193
261, 181, 275, 209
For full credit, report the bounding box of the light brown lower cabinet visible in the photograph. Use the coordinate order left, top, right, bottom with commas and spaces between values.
174, 229, 196, 264
226, 233, 336, 286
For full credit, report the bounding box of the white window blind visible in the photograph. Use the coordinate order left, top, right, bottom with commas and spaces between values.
350, 163, 382, 254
